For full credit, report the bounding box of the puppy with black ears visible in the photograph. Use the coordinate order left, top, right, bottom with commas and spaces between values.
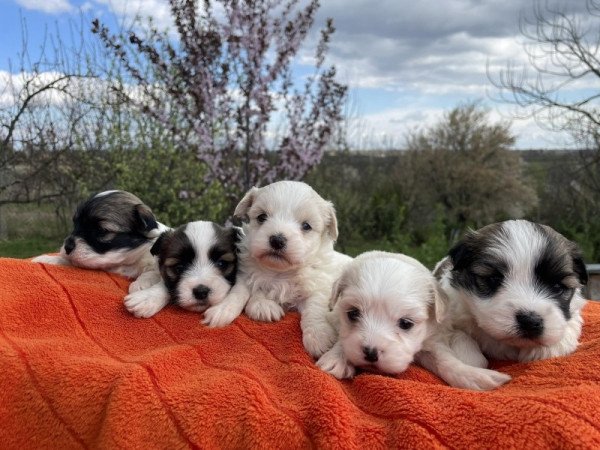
33, 190, 168, 286
417, 220, 588, 390
317, 251, 446, 379
226, 180, 352, 358
124, 221, 244, 327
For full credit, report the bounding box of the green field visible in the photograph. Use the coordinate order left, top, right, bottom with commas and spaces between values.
0, 237, 60, 259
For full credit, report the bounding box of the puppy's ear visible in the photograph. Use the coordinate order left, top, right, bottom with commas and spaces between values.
448, 232, 476, 271
135, 204, 159, 235
324, 201, 339, 241
233, 187, 259, 224
570, 245, 588, 286
150, 230, 172, 256
429, 282, 448, 323
329, 272, 347, 310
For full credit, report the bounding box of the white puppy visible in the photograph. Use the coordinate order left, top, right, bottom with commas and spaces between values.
417, 220, 588, 390
32, 190, 168, 287
224, 180, 352, 357
317, 251, 446, 379
124, 221, 243, 327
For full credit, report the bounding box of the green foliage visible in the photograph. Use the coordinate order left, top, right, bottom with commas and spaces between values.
111, 143, 230, 226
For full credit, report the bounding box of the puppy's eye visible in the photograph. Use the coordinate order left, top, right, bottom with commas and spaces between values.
347, 307, 361, 322
473, 273, 504, 297
301, 221, 312, 232
398, 318, 414, 330
215, 259, 229, 270
174, 263, 186, 274
550, 283, 568, 296
257, 213, 268, 224
99, 232, 116, 242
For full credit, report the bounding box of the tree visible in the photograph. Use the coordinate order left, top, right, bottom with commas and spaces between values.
403, 104, 538, 240
490, 0, 600, 141
490, 0, 600, 260
92, 0, 347, 206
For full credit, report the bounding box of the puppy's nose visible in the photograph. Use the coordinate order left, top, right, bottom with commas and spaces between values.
362, 346, 379, 363
192, 285, 211, 302
269, 234, 287, 251
64, 237, 76, 255
516, 310, 544, 339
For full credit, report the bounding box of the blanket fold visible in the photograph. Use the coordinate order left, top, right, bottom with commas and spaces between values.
0, 258, 599, 449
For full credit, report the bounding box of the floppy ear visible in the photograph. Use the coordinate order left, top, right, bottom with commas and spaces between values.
233, 187, 259, 224
324, 201, 339, 241
448, 232, 475, 271
430, 282, 448, 323
329, 272, 347, 310
135, 204, 159, 235
570, 246, 588, 286
150, 230, 172, 256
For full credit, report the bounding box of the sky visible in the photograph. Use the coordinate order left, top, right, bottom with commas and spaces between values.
0, 0, 594, 149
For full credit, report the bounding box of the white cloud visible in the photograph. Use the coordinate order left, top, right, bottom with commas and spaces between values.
15, 0, 73, 14
93, 0, 173, 30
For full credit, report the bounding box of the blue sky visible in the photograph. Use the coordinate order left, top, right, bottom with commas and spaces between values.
0, 0, 594, 149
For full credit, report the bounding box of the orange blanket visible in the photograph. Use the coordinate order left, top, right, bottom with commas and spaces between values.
1, 257, 599, 449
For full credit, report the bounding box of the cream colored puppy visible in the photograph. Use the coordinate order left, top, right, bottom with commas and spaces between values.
317, 251, 446, 378
220, 181, 352, 358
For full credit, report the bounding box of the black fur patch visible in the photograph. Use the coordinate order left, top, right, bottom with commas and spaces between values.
70, 191, 158, 254
153, 224, 195, 303
448, 223, 508, 298
210, 223, 242, 286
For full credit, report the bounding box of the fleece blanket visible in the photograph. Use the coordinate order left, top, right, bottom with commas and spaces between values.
0, 258, 599, 449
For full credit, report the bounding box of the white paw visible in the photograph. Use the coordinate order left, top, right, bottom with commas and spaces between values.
202, 302, 242, 328
31, 254, 69, 265
245, 298, 285, 322
450, 367, 512, 391
317, 348, 355, 379
302, 322, 337, 358
124, 287, 168, 318
128, 271, 162, 293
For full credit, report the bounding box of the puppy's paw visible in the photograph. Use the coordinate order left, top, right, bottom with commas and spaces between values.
124, 289, 167, 318
202, 302, 241, 328
31, 254, 69, 265
302, 322, 337, 358
245, 298, 284, 322
450, 367, 512, 391
317, 348, 355, 379
129, 271, 162, 293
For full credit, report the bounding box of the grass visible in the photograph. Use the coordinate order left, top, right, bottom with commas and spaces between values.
0, 237, 61, 259
0, 203, 67, 258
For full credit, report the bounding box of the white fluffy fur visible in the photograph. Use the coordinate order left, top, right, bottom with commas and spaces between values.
418, 220, 587, 390
230, 181, 352, 357
317, 251, 445, 379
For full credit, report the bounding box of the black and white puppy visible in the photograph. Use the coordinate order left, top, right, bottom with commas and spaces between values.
418, 220, 588, 390
32, 190, 168, 283
124, 221, 243, 326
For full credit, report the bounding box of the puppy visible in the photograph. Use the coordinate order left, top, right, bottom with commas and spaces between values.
124, 221, 243, 327
224, 180, 352, 357
417, 220, 588, 390
32, 190, 168, 285
317, 251, 446, 379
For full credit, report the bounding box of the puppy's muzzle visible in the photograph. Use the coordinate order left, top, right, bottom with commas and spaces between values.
269, 234, 287, 251
362, 346, 379, 363
64, 236, 76, 255
516, 310, 544, 339
192, 285, 211, 305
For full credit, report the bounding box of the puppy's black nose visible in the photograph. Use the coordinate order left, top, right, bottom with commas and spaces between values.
64, 237, 76, 255
192, 285, 211, 302
516, 311, 544, 339
269, 234, 287, 251
362, 346, 379, 363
